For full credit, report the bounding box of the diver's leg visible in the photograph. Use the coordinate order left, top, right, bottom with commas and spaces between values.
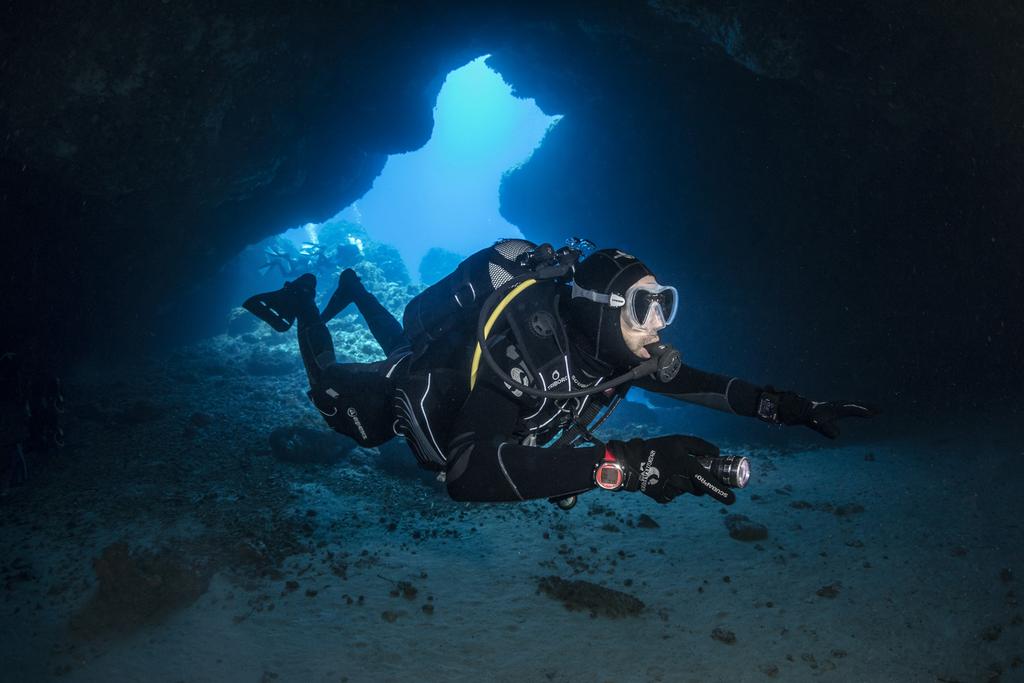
297, 319, 337, 387
352, 287, 406, 356
319, 268, 359, 324
246, 273, 333, 386
323, 269, 406, 355
310, 361, 396, 447
291, 277, 338, 387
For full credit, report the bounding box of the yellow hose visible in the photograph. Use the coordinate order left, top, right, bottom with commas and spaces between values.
470, 278, 537, 390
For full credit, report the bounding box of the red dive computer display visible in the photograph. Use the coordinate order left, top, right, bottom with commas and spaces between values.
594, 448, 627, 491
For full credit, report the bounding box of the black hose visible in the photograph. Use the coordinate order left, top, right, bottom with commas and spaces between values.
474, 278, 661, 400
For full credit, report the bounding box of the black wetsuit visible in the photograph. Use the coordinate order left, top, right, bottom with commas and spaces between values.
298, 283, 765, 503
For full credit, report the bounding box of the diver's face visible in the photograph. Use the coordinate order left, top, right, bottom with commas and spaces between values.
619, 275, 667, 360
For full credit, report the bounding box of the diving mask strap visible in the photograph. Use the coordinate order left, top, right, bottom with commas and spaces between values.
570, 283, 625, 308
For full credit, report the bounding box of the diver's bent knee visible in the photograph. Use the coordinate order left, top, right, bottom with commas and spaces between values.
445, 481, 472, 503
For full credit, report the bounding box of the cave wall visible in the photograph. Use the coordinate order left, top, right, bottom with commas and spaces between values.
1, 1, 1021, 410
0, 0, 508, 359
495, 2, 1024, 408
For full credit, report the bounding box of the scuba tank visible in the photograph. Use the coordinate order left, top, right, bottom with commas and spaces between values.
402, 239, 539, 360
405, 236, 683, 397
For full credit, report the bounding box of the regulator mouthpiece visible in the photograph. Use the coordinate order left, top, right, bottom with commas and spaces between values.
696, 455, 751, 489
643, 342, 682, 383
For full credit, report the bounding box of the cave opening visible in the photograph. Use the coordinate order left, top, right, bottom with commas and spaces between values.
231, 54, 561, 342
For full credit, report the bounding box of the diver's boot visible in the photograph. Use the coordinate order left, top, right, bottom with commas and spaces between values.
242, 273, 318, 332
320, 268, 365, 324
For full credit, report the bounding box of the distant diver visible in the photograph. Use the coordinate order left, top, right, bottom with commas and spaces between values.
243, 239, 876, 507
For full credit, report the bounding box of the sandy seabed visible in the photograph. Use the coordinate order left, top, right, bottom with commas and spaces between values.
1, 337, 1021, 683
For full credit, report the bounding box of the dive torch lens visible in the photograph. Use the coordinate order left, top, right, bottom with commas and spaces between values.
697, 455, 751, 489
733, 457, 750, 488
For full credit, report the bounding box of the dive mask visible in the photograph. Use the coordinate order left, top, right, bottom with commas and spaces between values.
571, 281, 678, 331
623, 282, 677, 331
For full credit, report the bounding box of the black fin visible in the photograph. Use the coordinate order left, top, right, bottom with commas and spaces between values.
244, 274, 318, 332
243, 287, 297, 332
320, 268, 363, 324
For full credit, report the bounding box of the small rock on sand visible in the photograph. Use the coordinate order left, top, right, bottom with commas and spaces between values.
711, 627, 736, 644
816, 582, 841, 598
536, 576, 644, 618
636, 514, 659, 529
725, 515, 768, 542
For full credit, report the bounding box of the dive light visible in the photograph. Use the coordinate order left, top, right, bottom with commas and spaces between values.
696, 454, 751, 489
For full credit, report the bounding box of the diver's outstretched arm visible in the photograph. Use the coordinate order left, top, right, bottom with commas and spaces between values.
636, 366, 877, 439
634, 364, 762, 416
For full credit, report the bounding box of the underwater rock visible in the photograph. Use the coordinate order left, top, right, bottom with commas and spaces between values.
388, 580, 418, 600
419, 247, 463, 285
363, 241, 410, 286
980, 624, 1002, 641
636, 513, 660, 529
71, 542, 210, 634
228, 307, 259, 337
536, 576, 645, 618
245, 350, 300, 376
725, 514, 768, 541
816, 582, 841, 598
711, 627, 737, 644
268, 426, 352, 464
790, 500, 864, 517
833, 503, 865, 517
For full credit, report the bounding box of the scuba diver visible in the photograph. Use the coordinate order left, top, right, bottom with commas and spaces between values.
243, 239, 876, 507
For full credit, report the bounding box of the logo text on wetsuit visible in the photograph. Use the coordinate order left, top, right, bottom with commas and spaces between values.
346, 407, 368, 441
639, 449, 660, 492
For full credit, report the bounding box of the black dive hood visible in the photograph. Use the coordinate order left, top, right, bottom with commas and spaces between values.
473, 242, 681, 400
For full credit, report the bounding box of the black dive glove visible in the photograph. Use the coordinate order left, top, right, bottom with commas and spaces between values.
756, 386, 877, 439
605, 436, 736, 505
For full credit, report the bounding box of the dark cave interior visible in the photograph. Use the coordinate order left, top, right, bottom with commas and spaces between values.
1, 1, 1022, 414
